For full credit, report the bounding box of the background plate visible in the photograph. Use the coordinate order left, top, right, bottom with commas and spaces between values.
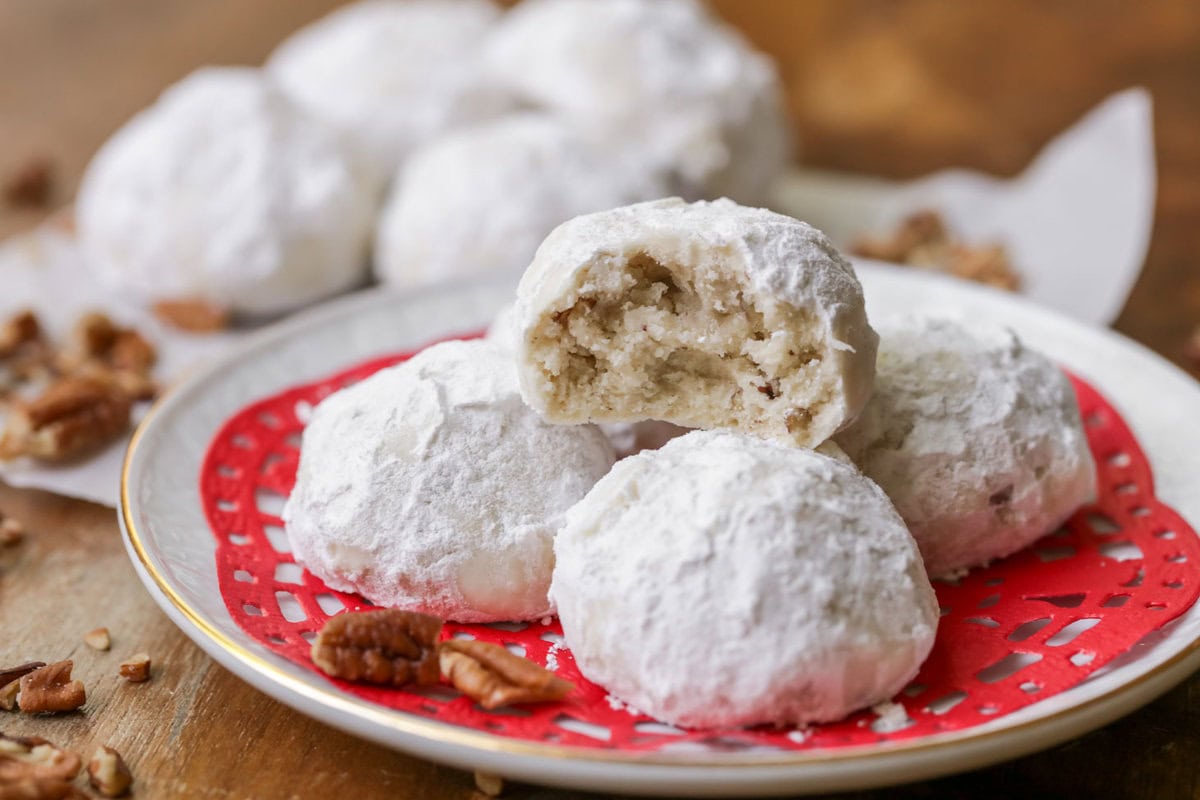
120, 263, 1200, 797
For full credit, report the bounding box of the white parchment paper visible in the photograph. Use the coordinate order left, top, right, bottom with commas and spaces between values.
0, 89, 1157, 507
773, 88, 1155, 326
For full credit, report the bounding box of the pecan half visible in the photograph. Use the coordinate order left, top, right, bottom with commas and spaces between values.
17, 661, 86, 714
439, 639, 574, 710
0, 375, 132, 462
86, 747, 132, 797
152, 299, 230, 333
117, 654, 150, 684
311, 609, 442, 686
0, 732, 84, 799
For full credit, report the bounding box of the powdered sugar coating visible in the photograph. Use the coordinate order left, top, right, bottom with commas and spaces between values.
515, 198, 878, 447
283, 339, 616, 622
551, 429, 938, 729
834, 315, 1098, 577
485, 302, 520, 352
268, 0, 509, 184
482, 0, 790, 205
375, 114, 668, 289
76, 67, 375, 316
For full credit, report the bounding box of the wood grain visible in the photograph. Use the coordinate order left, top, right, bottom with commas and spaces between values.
1, 2, 1198, 798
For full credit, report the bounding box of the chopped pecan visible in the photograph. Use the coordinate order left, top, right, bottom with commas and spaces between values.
0, 664, 45, 689
0, 732, 84, 799
83, 629, 111, 652
86, 747, 132, 798
439, 639, 573, 710
851, 209, 1021, 292
70, 313, 120, 361
17, 661, 86, 714
3, 156, 54, 210
108, 331, 156, 374
311, 609, 442, 686
117, 654, 150, 684
851, 210, 946, 263
0, 518, 24, 548
0, 375, 132, 462
473, 771, 504, 797
946, 243, 1020, 291
0, 682, 17, 712
152, 299, 230, 333
0, 311, 42, 359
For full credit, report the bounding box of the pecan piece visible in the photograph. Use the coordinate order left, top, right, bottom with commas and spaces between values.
0, 664, 45, 690
474, 771, 504, 797
0, 311, 42, 359
117, 654, 150, 684
83, 629, 111, 652
3, 156, 54, 210
69, 313, 120, 361
0, 682, 17, 712
0, 375, 132, 462
851, 209, 1021, 292
17, 661, 85, 714
86, 747, 132, 798
439, 639, 573, 710
0, 732, 84, 799
0, 518, 24, 548
311, 609, 442, 686
152, 298, 231, 333
108, 331, 156, 374
851, 210, 947, 263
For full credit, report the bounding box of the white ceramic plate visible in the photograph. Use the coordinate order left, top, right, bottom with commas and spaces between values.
120, 263, 1200, 797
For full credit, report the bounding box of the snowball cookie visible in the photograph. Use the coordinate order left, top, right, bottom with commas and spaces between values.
374, 114, 668, 289
551, 430, 938, 728
482, 0, 790, 205
834, 315, 1098, 578
267, 0, 508, 184
283, 339, 616, 622
76, 67, 375, 317
514, 198, 878, 448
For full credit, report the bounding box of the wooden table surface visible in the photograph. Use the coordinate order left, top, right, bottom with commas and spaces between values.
2, 2, 1199, 798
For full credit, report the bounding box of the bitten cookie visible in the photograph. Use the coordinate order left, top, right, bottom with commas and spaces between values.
551, 430, 938, 729
514, 198, 878, 448
267, 0, 508, 184
374, 114, 666, 289
483, 0, 790, 205
76, 67, 375, 317
488, 300, 687, 458
834, 315, 1098, 577
283, 339, 616, 622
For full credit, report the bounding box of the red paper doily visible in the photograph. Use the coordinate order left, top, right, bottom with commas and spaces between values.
201, 336, 1200, 753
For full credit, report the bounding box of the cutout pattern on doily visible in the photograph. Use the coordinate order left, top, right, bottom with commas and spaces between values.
201, 338, 1200, 753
